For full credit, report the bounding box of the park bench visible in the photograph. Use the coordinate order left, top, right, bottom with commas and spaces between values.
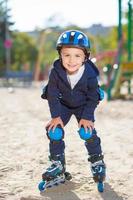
4, 71, 33, 87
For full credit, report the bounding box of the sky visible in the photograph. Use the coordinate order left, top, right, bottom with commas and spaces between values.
8, 0, 129, 32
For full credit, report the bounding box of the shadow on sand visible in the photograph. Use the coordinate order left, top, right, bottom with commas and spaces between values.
100, 183, 124, 200
40, 181, 81, 200
20, 181, 81, 200
20, 182, 126, 200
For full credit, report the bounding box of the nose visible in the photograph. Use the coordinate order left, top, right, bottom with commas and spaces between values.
69, 56, 75, 64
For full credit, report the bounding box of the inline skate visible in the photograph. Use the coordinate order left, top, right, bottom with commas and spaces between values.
38, 156, 72, 192
88, 154, 106, 192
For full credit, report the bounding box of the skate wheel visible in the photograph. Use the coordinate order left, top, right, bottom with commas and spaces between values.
61, 180, 65, 184
97, 182, 104, 192
64, 172, 72, 181
38, 180, 46, 191
47, 185, 52, 188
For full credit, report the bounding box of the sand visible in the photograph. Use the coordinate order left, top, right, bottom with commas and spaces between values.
0, 85, 133, 200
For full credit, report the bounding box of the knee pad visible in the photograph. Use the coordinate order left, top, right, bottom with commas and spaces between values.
78, 127, 92, 141
47, 127, 64, 141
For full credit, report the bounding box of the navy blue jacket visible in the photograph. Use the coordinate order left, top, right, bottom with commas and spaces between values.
47, 59, 100, 121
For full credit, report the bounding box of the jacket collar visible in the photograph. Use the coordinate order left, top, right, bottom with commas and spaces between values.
53, 59, 99, 85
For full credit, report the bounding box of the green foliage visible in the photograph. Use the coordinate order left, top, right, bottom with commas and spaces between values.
0, 0, 5, 70
0, 0, 14, 72
95, 27, 117, 53
41, 31, 58, 68
11, 32, 38, 71
0, 1, 132, 78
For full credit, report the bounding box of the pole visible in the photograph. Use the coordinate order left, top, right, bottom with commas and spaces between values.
111, 0, 123, 99
34, 30, 45, 81
5, 0, 11, 72
118, 0, 122, 42
118, 0, 122, 66
128, 0, 132, 61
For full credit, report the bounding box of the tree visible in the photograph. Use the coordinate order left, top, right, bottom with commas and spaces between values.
0, 0, 14, 73
11, 32, 38, 71
0, 1, 6, 73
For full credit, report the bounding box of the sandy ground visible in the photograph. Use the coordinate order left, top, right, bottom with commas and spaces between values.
0, 85, 133, 200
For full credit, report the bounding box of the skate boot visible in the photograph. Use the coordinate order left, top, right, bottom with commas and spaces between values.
47, 154, 72, 181
38, 155, 72, 192
88, 154, 106, 192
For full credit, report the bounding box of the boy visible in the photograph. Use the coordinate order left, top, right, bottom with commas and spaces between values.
40, 30, 106, 191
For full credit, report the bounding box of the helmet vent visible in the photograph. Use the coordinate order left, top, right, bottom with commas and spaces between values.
63, 33, 67, 38
78, 34, 83, 39
71, 31, 75, 36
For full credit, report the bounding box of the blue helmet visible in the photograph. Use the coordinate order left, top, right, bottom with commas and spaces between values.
56, 30, 90, 52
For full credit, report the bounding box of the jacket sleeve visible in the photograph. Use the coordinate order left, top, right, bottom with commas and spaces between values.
81, 77, 99, 122
47, 69, 61, 118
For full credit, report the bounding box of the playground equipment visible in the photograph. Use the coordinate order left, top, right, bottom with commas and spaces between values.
112, 62, 133, 98
100, 0, 133, 100
102, 61, 133, 100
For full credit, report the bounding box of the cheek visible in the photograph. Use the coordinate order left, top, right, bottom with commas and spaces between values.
62, 59, 66, 65
61, 59, 68, 68
78, 58, 85, 64
61, 56, 67, 62
78, 55, 85, 63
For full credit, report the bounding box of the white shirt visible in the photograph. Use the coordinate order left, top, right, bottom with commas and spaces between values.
67, 65, 85, 89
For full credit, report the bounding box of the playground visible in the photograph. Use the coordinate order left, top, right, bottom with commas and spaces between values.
96, 0, 133, 100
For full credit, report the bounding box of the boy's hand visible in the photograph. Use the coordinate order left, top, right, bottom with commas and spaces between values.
46, 117, 64, 132
79, 119, 94, 133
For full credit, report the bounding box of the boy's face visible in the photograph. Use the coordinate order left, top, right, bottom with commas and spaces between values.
60, 47, 85, 74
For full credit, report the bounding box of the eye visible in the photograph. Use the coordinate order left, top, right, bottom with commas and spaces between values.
64, 54, 70, 57
75, 54, 81, 57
